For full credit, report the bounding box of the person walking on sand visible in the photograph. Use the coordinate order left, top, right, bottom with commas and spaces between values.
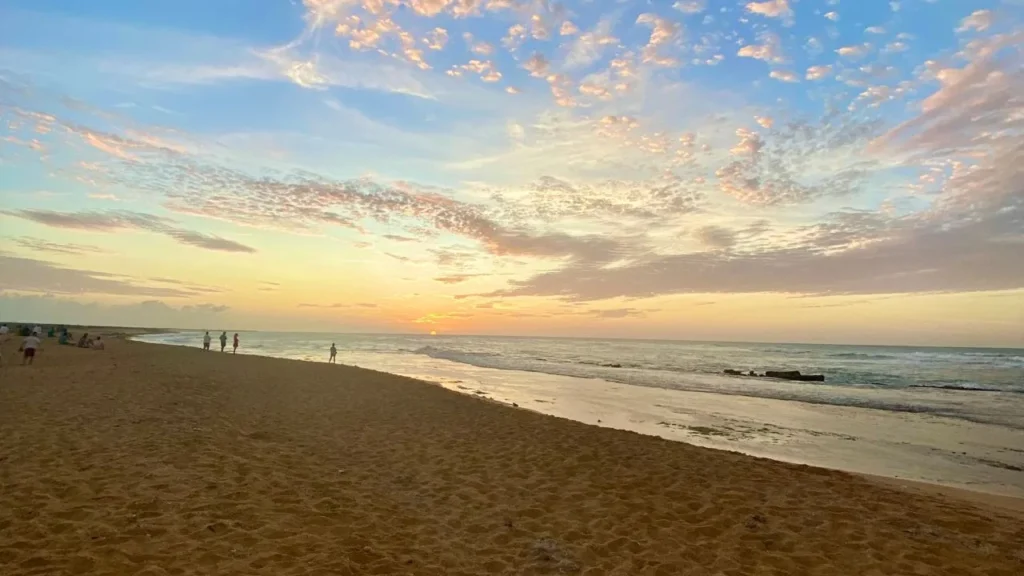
202, 331, 211, 351
329, 343, 337, 364
219, 331, 227, 352
232, 333, 239, 354
20, 332, 41, 365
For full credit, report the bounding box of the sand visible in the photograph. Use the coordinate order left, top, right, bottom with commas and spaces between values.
1, 336, 1022, 576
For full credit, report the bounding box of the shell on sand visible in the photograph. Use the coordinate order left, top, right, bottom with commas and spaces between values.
0, 336, 1022, 575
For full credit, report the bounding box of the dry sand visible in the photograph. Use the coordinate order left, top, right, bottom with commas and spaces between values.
1, 337, 1022, 576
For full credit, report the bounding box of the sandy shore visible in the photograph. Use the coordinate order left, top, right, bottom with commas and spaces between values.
1, 338, 1022, 575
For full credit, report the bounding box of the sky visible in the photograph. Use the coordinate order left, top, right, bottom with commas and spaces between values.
0, 0, 1022, 347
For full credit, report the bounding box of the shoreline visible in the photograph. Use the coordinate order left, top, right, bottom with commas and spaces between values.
2, 336, 1022, 574
131, 332, 1024, 502
132, 332, 1024, 506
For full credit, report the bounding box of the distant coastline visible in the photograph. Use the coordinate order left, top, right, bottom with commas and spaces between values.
3, 323, 1018, 350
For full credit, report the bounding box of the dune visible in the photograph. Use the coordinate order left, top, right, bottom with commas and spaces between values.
1, 336, 1021, 575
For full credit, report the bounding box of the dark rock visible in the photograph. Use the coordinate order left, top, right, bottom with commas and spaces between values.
748, 371, 757, 376
724, 369, 744, 375
765, 370, 825, 382
602, 363, 623, 368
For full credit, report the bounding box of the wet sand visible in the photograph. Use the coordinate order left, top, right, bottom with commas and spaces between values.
1, 337, 1022, 575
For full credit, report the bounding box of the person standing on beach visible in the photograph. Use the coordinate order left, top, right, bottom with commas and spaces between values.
20, 333, 41, 365
0, 325, 8, 364
202, 331, 211, 351
233, 333, 239, 354
219, 331, 228, 352
329, 343, 337, 364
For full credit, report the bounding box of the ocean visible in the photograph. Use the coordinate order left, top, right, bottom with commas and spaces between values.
135, 332, 1024, 496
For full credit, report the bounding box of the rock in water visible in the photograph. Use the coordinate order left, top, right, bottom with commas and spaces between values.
765, 370, 825, 382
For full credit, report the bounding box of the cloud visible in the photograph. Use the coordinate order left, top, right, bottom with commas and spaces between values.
523, 53, 550, 78
5, 4, 1022, 326
713, 117, 880, 206
2, 9, 434, 99
674, 1, 707, 14
478, 208, 1024, 302
588, 308, 647, 319
745, 0, 793, 20
837, 44, 872, 60
163, 229, 257, 253
957, 10, 994, 33
424, 28, 449, 51
4, 210, 256, 254
434, 274, 479, 284
5, 209, 169, 232
883, 42, 909, 54
464, 32, 1024, 303
737, 33, 784, 63
448, 59, 502, 83
769, 70, 799, 83
11, 237, 108, 256
297, 301, 376, 309
564, 17, 619, 69
693, 225, 736, 250
0, 294, 230, 328
636, 14, 682, 66
870, 31, 1022, 160
182, 303, 230, 314
0, 254, 205, 298
493, 175, 705, 222
806, 65, 834, 80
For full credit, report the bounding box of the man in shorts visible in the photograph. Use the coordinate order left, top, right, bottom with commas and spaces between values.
21, 333, 41, 365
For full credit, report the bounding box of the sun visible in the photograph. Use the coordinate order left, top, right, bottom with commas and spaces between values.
429, 330, 437, 336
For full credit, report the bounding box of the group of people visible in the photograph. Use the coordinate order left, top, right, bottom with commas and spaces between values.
0, 324, 103, 366
202, 331, 239, 353
58, 329, 104, 350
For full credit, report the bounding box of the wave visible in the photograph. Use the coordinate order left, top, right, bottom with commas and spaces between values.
908, 384, 1009, 393
408, 345, 1024, 427
827, 352, 897, 360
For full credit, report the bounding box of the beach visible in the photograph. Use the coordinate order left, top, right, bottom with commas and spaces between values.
1, 337, 1022, 575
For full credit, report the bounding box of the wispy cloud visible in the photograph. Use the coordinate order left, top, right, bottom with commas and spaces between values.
11, 237, 109, 256
0, 254, 207, 298
4, 210, 256, 253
